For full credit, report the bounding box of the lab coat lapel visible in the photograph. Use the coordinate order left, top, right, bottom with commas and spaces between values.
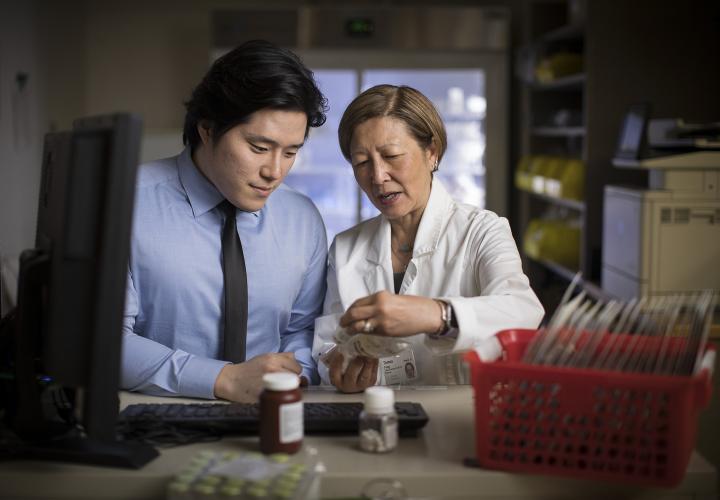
335, 216, 394, 308
363, 216, 394, 295
413, 178, 451, 258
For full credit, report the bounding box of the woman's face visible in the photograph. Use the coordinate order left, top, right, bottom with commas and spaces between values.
349, 116, 436, 221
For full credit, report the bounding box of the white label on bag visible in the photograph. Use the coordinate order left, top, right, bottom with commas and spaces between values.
279, 401, 303, 443
381, 348, 417, 385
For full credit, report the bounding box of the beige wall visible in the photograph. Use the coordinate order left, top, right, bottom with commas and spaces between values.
0, 0, 46, 304
42, 0, 520, 132
42, 0, 231, 132
84, 0, 214, 130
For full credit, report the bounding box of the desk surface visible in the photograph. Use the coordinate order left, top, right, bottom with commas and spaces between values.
0, 386, 716, 500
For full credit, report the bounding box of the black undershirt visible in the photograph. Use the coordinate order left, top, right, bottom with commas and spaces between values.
393, 272, 405, 294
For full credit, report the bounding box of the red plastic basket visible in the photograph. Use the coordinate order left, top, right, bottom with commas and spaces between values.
464, 329, 715, 487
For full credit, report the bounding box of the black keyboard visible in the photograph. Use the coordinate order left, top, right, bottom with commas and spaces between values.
119, 401, 429, 437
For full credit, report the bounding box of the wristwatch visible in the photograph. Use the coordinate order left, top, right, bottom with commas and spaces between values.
431, 300, 458, 339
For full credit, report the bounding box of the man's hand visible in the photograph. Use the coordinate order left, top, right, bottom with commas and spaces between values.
213, 352, 302, 402
327, 351, 378, 393
339, 290, 444, 337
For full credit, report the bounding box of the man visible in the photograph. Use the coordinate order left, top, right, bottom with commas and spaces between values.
121, 40, 328, 402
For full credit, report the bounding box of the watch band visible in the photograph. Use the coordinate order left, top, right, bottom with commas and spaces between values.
430, 299, 456, 339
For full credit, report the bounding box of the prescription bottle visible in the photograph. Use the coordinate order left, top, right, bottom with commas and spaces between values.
259, 373, 303, 455
359, 387, 398, 453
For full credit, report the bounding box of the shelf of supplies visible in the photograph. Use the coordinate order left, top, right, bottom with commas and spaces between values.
532, 126, 585, 138
525, 190, 585, 212
530, 73, 586, 91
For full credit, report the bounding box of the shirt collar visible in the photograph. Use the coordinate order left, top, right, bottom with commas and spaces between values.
177, 147, 261, 219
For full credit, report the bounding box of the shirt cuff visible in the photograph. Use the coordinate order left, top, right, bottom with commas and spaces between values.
301, 366, 319, 386
178, 356, 231, 400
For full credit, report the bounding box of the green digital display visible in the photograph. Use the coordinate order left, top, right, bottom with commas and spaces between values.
345, 18, 375, 37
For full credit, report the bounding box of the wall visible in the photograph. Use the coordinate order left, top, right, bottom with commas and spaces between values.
2, 0, 521, 310
0, 0, 46, 309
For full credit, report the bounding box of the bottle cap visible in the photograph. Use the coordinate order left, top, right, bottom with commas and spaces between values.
262, 373, 300, 391
363, 386, 395, 414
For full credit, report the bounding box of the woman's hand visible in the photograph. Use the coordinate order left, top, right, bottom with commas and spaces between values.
339, 290, 444, 337
327, 351, 378, 393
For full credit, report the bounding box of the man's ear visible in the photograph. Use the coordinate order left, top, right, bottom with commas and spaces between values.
197, 121, 213, 146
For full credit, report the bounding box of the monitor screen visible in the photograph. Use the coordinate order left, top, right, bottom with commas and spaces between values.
615, 103, 651, 160
5, 113, 157, 468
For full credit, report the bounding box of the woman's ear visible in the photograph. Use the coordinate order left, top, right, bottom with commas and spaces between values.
426, 142, 439, 172
197, 121, 213, 146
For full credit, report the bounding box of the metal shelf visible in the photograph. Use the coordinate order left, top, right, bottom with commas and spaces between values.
612, 151, 720, 169
525, 190, 585, 212
532, 126, 586, 138
527, 254, 578, 281
539, 23, 584, 43
527, 255, 613, 302
530, 73, 586, 91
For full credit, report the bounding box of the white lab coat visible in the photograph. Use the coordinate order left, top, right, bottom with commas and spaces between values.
312, 179, 544, 385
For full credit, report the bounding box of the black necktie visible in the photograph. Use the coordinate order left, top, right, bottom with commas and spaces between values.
220, 200, 248, 363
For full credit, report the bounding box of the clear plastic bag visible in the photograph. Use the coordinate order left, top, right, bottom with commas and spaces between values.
321, 326, 410, 373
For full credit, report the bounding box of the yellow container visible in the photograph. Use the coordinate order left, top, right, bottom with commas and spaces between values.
558, 158, 584, 200
523, 219, 544, 260
542, 157, 565, 197
523, 219, 580, 269
514, 155, 534, 191
529, 156, 551, 193
535, 52, 584, 83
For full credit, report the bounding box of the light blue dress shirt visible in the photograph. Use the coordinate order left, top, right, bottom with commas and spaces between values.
121, 148, 327, 399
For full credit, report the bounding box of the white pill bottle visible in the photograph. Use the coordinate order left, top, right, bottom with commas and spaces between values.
358, 387, 398, 453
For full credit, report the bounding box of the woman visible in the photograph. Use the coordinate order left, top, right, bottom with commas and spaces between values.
313, 85, 544, 392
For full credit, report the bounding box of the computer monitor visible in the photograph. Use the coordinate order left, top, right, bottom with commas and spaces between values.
615, 102, 651, 160
2, 113, 157, 468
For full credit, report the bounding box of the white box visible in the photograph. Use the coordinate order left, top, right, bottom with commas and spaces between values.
602, 185, 720, 300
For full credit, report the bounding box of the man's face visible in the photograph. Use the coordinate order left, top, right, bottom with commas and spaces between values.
195, 109, 307, 212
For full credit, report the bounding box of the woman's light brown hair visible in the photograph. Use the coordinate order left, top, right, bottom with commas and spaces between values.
338, 85, 447, 167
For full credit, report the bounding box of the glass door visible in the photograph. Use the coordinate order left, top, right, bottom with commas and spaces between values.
284, 50, 507, 245
359, 69, 485, 220
284, 70, 360, 243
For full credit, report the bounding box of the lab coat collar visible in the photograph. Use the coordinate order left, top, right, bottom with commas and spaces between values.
366, 178, 454, 265
360, 179, 454, 295
413, 178, 453, 256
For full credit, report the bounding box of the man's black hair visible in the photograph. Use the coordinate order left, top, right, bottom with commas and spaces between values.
183, 39, 327, 150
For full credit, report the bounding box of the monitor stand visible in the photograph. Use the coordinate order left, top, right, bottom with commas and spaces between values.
10, 435, 158, 469
1, 250, 158, 469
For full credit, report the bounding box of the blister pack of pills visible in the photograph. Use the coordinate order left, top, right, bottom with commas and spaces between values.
166, 450, 320, 499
